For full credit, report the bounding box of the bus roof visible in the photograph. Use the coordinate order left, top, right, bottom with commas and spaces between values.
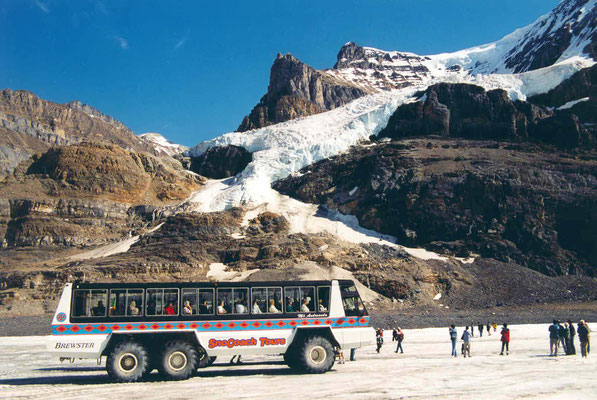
72, 279, 356, 290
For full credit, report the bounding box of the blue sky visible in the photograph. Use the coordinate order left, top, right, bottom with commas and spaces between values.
1, 0, 561, 146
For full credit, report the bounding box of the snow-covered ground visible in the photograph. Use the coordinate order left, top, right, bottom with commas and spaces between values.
1, 323, 594, 399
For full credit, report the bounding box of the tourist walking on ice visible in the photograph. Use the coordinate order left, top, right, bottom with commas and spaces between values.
376, 328, 384, 353
500, 323, 510, 355
392, 328, 398, 342
449, 324, 458, 357
395, 327, 404, 353
567, 319, 576, 355
470, 321, 475, 337
558, 321, 568, 354
578, 320, 591, 358
487, 322, 491, 336
461, 327, 472, 357
478, 322, 484, 337
549, 320, 560, 356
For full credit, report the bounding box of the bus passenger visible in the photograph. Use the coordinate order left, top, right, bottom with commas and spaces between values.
301, 299, 310, 312
128, 301, 139, 316
286, 299, 294, 312
235, 299, 247, 314
182, 301, 193, 315
252, 299, 262, 314
218, 300, 227, 314
199, 300, 209, 314
269, 299, 280, 313
165, 302, 176, 315
91, 301, 106, 316
318, 299, 327, 312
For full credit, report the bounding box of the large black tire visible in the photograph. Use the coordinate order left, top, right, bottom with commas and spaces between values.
106, 341, 150, 383
284, 349, 302, 371
158, 340, 198, 380
197, 347, 216, 368
297, 336, 335, 373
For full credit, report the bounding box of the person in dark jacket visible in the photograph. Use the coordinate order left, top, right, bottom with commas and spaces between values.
578, 320, 591, 358
449, 324, 458, 357
392, 328, 398, 342
486, 322, 492, 336
558, 322, 568, 354
549, 320, 560, 356
567, 319, 576, 355
395, 327, 404, 353
478, 322, 484, 337
500, 323, 510, 355
376, 328, 384, 353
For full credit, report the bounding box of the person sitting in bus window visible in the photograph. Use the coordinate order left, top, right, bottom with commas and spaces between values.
286, 298, 294, 312
182, 301, 193, 315
147, 301, 157, 315
252, 299, 262, 314
128, 301, 139, 316
269, 299, 280, 313
235, 299, 247, 314
318, 299, 327, 312
301, 299, 310, 312
165, 302, 176, 315
91, 300, 106, 316
200, 300, 209, 314
217, 300, 227, 314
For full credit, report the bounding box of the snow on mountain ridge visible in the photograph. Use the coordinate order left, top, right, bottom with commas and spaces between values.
139, 132, 188, 156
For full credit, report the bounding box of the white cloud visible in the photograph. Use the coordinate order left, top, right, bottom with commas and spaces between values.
114, 35, 129, 50
174, 36, 187, 50
34, 0, 49, 13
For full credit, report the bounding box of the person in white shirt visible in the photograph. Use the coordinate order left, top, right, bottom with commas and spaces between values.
318, 299, 327, 312
217, 300, 227, 314
235, 299, 247, 314
269, 299, 280, 313
301, 299, 310, 313
252, 299, 262, 314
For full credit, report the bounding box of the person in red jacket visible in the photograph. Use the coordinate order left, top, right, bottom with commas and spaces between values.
500, 323, 510, 355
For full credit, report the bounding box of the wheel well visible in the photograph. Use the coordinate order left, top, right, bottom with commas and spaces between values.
102, 332, 200, 357
288, 327, 340, 351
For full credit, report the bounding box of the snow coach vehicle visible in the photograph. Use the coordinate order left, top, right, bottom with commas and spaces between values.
47, 279, 375, 382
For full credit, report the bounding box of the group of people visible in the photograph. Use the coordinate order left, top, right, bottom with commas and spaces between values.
374, 327, 406, 354
549, 319, 591, 358
449, 323, 510, 357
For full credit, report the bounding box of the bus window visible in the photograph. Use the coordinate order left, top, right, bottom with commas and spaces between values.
268, 287, 282, 313
146, 289, 163, 316
317, 287, 330, 312
110, 290, 126, 316
233, 288, 249, 314
72, 289, 107, 317
217, 288, 232, 314
251, 287, 282, 314
341, 283, 366, 317
251, 288, 266, 314
285, 287, 315, 313
182, 289, 197, 315
285, 287, 300, 312
127, 290, 143, 316
163, 289, 178, 315
300, 287, 315, 312
198, 289, 213, 314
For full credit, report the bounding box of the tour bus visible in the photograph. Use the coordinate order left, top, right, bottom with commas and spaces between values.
48, 279, 375, 382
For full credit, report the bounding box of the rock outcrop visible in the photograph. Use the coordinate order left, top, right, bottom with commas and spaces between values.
378, 82, 594, 147
237, 53, 367, 131
189, 145, 252, 179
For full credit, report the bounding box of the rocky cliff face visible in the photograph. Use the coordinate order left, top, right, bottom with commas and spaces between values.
274, 138, 597, 278
237, 53, 367, 131
378, 81, 595, 147
0, 143, 202, 250
188, 145, 252, 179
0, 89, 153, 177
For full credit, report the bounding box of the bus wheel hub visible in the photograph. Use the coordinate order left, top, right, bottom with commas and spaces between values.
309, 346, 326, 364
119, 353, 138, 372
169, 351, 188, 371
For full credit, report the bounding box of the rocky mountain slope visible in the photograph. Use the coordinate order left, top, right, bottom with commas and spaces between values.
0, 89, 154, 178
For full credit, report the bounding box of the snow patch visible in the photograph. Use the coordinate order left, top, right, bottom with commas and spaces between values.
207, 263, 259, 281
557, 97, 590, 110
